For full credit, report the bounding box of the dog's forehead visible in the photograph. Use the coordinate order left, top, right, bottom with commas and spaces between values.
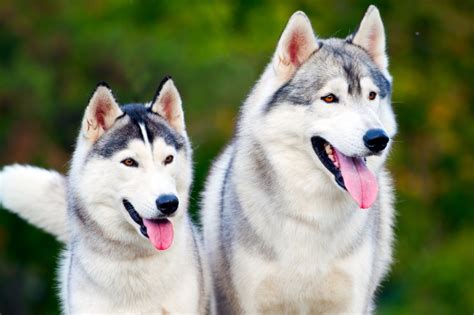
91, 104, 184, 158
266, 39, 391, 111
301, 39, 391, 97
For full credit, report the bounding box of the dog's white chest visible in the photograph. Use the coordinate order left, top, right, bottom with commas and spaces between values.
233, 216, 375, 314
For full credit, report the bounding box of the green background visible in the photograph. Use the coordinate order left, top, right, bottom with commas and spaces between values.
0, 1, 472, 314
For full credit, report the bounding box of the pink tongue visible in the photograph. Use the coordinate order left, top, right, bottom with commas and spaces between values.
333, 148, 378, 209
142, 219, 174, 250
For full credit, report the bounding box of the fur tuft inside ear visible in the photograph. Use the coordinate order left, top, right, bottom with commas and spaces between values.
81, 83, 122, 142
273, 11, 319, 80
350, 5, 388, 70
150, 76, 185, 133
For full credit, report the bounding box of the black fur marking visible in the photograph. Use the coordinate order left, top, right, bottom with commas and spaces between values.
90, 103, 184, 158
96, 81, 111, 89
86, 82, 115, 109
121, 104, 148, 125
151, 75, 173, 106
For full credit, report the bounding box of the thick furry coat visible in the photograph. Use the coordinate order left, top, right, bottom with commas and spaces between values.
201, 6, 396, 314
1, 79, 210, 313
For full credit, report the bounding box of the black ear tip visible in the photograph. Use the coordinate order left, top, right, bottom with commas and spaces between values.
96, 81, 111, 89
159, 75, 173, 87
152, 75, 174, 103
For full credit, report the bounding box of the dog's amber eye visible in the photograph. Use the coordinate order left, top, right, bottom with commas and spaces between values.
321, 94, 337, 103
121, 158, 138, 167
164, 155, 174, 165
368, 91, 377, 100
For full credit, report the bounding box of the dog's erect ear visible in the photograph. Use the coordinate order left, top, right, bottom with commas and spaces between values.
150, 76, 185, 133
272, 11, 319, 80
351, 5, 388, 70
81, 82, 123, 142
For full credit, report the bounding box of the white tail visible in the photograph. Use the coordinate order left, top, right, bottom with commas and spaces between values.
0, 165, 68, 242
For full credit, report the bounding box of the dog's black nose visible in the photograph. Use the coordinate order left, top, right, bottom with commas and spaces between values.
363, 129, 389, 153
156, 194, 179, 216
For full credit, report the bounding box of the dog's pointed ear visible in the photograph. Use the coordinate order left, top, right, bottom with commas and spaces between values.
81, 82, 123, 142
150, 76, 185, 133
350, 5, 388, 70
273, 11, 319, 80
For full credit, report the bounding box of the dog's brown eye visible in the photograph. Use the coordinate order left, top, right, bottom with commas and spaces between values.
321, 94, 338, 103
121, 158, 138, 167
164, 155, 174, 165
369, 91, 377, 100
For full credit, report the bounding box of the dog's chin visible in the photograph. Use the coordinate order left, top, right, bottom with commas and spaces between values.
310, 136, 347, 190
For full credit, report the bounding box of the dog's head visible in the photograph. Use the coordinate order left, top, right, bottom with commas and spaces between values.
256, 6, 396, 209
70, 77, 192, 251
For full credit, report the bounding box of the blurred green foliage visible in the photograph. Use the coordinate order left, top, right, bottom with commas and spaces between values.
0, 0, 472, 314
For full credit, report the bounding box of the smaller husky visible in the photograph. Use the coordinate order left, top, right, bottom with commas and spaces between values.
1, 78, 209, 313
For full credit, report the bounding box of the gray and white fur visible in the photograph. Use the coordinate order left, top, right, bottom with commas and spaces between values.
1, 78, 211, 313
201, 5, 396, 314
0, 5, 396, 314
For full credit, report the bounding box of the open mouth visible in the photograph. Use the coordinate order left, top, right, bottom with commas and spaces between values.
122, 199, 174, 250
311, 137, 346, 189
310, 136, 378, 209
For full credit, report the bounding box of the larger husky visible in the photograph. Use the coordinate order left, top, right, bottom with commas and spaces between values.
201, 5, 396, 313
1, 78, 210, 313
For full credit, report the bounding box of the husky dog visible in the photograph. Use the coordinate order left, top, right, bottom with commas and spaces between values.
201, 5, 396, 314
0, 78, 210, 313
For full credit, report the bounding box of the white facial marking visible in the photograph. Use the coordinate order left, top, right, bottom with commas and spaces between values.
139, 122, 152, 152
